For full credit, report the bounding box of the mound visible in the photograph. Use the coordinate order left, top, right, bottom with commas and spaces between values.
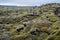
0, 3, 60, 40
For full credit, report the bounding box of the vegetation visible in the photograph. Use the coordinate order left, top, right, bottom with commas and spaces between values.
0, 3, 60, 40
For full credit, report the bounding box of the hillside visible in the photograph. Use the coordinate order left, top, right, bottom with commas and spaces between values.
0, 3, 60, 40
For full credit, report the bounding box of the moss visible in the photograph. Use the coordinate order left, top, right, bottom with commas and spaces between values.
0, 3, 60, 40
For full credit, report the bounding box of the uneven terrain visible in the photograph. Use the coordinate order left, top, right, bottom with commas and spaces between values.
0, 3, 60, 40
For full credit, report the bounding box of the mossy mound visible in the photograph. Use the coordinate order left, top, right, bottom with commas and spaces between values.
0, 3, 60, 40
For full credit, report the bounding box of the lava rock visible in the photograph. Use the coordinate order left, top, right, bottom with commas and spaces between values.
23, 22, 28, 27
30, 29, 40, 35
17, 27, 24, 32
55, 7, 60, 17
